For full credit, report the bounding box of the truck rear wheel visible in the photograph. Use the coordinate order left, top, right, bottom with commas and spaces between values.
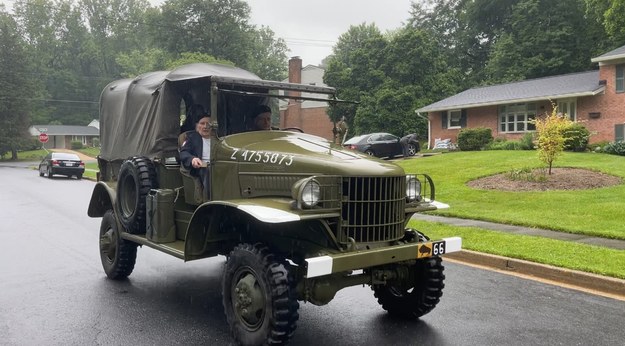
373, 256, 445, 318
99, 210, 138, 280
116, 156, 156, 234
222, 243, 299, 346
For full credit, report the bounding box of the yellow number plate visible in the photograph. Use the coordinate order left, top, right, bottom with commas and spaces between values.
417, 240, 446, 258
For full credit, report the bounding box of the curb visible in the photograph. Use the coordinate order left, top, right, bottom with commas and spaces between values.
446, 250, 625, 299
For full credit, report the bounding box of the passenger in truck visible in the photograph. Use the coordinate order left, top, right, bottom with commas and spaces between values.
180, 112, 214, 200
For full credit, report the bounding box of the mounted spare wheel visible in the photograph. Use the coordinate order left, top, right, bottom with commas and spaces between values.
116, 156, 156, 234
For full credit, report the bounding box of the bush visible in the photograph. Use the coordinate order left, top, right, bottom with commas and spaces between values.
506, 166, 547, 182
563, 123, 590, 152
519, 132, 535, 150
603, 141, 625, 156
70, 141, 84, 150
457, 127, 493, 151
92, 138, 100, 147
591, 140, 611, 153
487, 139, 522, 150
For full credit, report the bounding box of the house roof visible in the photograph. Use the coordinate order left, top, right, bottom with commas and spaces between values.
30, 125, 99, 136
591, 44, 625, 64
416, 70, 604, 113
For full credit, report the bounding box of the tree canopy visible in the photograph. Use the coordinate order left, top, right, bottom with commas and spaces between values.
1, 0, 288, 141
324, 0, 623, 138
0, 10, 37, 159
1, 0, 625, 152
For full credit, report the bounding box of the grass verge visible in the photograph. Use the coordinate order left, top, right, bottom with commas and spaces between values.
410, 219, 625, 279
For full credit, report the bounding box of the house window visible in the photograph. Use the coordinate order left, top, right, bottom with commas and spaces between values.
448, 109, 462, 128
617, 64, 624, 93
499, 103, 536, 133
557, 99, 577, 121
72, 135, 87, 145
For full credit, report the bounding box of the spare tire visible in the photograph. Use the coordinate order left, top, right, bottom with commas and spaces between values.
116, 156, 157, 234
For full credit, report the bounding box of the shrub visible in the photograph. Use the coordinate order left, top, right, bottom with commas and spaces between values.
563, 123, 590, 152
457, 127, 493, 151
70, 141, 84, 150
519, 132, 535, 150
507, 167, 547, 182
603, 141, 625, 156
533, 108, 572, 174
92, 138, 100, 147
487, 140, 522, 150
591, 140, 611, 153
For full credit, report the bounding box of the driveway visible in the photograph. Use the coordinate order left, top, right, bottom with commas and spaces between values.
49, 148, 96, 162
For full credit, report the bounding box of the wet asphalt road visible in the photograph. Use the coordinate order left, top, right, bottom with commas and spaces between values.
1, 164, 625, 346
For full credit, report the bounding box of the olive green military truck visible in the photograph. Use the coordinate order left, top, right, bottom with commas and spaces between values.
87, 63, 461, 346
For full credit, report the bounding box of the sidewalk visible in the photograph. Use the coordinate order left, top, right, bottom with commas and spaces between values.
412, 214, 625, 250
411, 213, 625, 299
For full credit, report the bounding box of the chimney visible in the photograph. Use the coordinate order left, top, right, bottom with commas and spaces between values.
288, 56, 302, 84
284, 56, 303, 128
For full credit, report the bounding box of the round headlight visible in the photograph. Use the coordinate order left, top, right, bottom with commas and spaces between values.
406, 175, 421, 202
300, 179, 321, 208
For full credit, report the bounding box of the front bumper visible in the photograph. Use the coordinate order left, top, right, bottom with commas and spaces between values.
305, 237, 462, 278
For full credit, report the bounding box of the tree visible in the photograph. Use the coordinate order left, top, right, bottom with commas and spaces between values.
533, 106, 572, 174
152, 0, 287, 80
325, 24, 457, 139
80, 0, 155, 77
245, 26, 288, 81
323, 23, 388, 130
0, 11, 36, 160
116, 48, 171, 77
585, 0, 625, 46
15, 0, 105, 125
484, 0, 604, 83
165, 52, 234, 69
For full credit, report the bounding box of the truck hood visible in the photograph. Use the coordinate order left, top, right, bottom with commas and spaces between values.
218, 131, 405, 176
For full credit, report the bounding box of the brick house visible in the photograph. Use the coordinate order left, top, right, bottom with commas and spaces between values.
279, 57, 335, 141
416, 44, 625, 148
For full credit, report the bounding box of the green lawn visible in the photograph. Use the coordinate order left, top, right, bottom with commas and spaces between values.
399, 151, 625, 240
398, 151, 625, 279
76, 147, 100, 158
0, 148, 49, 161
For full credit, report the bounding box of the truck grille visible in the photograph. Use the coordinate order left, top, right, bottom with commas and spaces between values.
340, 176, 405, 243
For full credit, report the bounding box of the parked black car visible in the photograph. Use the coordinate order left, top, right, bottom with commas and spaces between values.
344, 132, 412, 158
38, 152, 85, 179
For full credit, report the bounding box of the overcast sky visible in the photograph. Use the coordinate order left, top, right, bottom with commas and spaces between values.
1, 0, 415, 66
245, 0, 414, 66
148, 0, 415, 66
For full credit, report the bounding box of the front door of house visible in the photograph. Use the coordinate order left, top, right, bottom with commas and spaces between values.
557, 99, 577, 121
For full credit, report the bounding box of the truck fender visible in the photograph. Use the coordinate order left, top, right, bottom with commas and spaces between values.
87, 182, 116, 217
184, 199, 339, 260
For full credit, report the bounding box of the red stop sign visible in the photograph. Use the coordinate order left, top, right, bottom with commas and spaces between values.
39, 133, 49, 143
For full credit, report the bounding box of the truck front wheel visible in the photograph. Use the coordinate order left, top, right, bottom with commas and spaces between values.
99, 210, 138, 280
373, 256, 445, 318
222, 243, 299, 346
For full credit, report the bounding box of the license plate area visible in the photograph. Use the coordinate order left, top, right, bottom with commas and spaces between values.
417, 240, 446, 258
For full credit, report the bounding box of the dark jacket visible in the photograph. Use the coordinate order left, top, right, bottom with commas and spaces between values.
179, 131, 205, 176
